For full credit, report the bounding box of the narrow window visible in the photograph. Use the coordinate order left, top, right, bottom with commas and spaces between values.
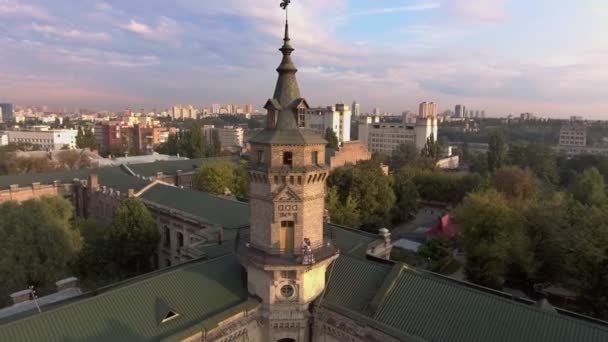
290, 176, 294, 185
298, 108, 306, 128
257, 150, 264, 165
177, 232, 184, 247
283, 152, 293, 166
164, 227, 170, 247
311, 151, 319, 165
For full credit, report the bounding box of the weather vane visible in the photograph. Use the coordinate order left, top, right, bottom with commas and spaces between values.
280, 0, 291, 20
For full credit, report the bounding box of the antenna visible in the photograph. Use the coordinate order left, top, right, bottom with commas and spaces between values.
29, 285, 42, 313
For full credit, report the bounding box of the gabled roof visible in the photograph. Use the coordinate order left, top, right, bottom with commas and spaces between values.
0, 255, 257, 342
0, 167, 150, 193
138, 183, 250, 229
249, 127, 327, 145
323, 256, 608, 342
126, 156, 238, 178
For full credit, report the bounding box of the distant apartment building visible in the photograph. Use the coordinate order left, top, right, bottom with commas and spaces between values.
7, 129, 77, 150
304, 103, 352, 144
211, 104, 221, 114
0, 103, 13, 123
455, 105, 466, 118
559, 120, 586, 147
202, 125, 244, 151
95, 123, 123, 152
352, 101, 360, 117
419, 102, 438, 118
358, 114, 438, 155
171, 105, 197, 120
373, 107, 381, 116
244, 104, 254, 114
123, 125, 165, 155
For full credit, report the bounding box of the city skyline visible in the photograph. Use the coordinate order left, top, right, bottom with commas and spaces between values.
0, 0, 607, 118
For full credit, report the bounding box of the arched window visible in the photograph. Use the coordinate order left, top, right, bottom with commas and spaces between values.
283, 152, 293, 166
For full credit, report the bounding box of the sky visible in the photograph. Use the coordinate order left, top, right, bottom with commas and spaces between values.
0, 0, 607, 118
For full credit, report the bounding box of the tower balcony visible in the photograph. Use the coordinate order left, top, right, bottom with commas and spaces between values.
237, 238, 339, 270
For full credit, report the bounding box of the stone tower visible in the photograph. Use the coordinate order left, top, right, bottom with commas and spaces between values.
237, 13, 339, 342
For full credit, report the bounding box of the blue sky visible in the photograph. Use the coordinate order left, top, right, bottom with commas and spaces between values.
0, 0, 606, 117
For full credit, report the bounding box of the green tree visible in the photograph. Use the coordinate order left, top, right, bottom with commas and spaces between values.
182, 124, 207, 158
327, 160, 395, 230
454, 190, 532, 289
421, 133, 441, 160
570, 167, 607, 206
418, 239, 450, 262
487, 132, 506, 173
324, 128, 340, 149
193, 162, 248, 199
392, 168, 420, 222
508, 142, 559, 185
210, 130, 222, 156
390, 142, 419, 170
0, 198, 81, 306
107, 198, 159, 277
326, 187, 361, 227
493, 166, 539, 202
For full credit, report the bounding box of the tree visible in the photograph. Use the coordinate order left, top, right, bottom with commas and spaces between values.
76, 126, 97, 150
326, 187, 361, 227
421, 133, 441, 161
56, 150, 91, 170
324, 128, 340, 149
106, 199, 159, 277
487, 132, 506, 173
327, 160, 395, 230
182, 124, 207, 158
493, 166, 539, 202
508, 142, 559, 185
570, 167, 607, 207
210, 130, 222, 156
5, 156, 57, 175
0, 198, 81, 306
390, 142, 419, 170
193, 162, 249, 199
392, 168, 420, 223
454, 190, 532, 289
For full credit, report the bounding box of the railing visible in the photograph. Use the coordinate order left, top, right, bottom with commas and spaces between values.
237, 239, 339, 266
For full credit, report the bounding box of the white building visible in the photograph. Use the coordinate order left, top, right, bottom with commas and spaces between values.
0, 132, 8, 146
559, 120, 586, 147
358, 115, 438, 155
304, 103, 352, 144
7, 129, 77, 150
202, 125, 244, 151
352, 101, 360, 117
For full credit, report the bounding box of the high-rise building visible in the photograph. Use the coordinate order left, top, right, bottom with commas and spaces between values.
373, 107, 381, 116
352, 101, 360, 117
0, 103, 14, 123
419, 102, 438, 118
304, 103, 352, 144
244, 104, 254, 114
211, 104, 221, 114
455, 104, 466, 118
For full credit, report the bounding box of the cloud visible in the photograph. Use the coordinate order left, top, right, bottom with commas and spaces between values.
345, 2, 440, 17
30, 24, 110, 43
0, 0, 53, 20
446, 0, 509, 22
121, 17, 182, 43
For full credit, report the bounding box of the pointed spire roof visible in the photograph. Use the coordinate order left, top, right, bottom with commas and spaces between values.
249, 15, 326, 146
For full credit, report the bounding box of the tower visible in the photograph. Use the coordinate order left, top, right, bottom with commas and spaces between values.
237, 7, 339, 342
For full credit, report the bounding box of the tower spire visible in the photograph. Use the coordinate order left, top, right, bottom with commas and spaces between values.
273, 0, 300, 111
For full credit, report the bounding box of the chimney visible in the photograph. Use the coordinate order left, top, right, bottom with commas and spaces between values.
88, 174, 100, 192
10, 289, 33, 305
379, 228, 391, 246
56, 277, 79, 292
128, 189, 135, 198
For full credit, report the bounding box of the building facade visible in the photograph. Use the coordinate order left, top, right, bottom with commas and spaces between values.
358, 115, 438, 155
7, 129, 77, 150
304, 103, 352, 144
0, 103, 13, 123
419, 101, 438, 118
352, 101, 360, 117
455, 104, 466, 118
94, 123, 123, 152
559, 120, 586, 147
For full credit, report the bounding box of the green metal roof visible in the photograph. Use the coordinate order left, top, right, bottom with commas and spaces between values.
0, 167, 150, 193
324, 223, 377, 258
323, 256, 608, 342
139, 183, 250, 229
126, 157, 238, 178
249, 127, 327, 145
0, 255, 256, 342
